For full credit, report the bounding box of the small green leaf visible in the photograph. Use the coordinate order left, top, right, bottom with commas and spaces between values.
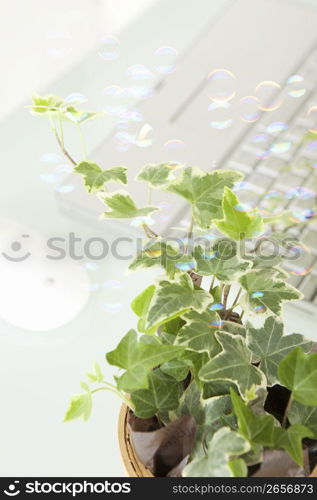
131, 369, 183, 418
99, 190, 158, 219
129, 240, 185, 279
183, 427, 249, 477
31, 93, 64, 115
86, 362, 104, 383
289, 401, 317, 438
247, 316, 312, 385
136, 163, 177, 187
194, 239, 251, 281
228, 459, 248, 477
278, 347, 317, 406
230, 389, 313, 466
144, 273, 213, 331
199, 331, 266, 399
175, 308, 222, 355
106, 329, 184, 392
165, 166, 243, 229
214, 187, 264, 240
74, 162, 127, 192
240, 269, 303, 316
130, 284, 156, 333
64, 392, 92, 422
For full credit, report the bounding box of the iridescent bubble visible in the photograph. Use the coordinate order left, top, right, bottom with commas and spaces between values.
251, 134, 271, 159
102, 85, 131, 116
209, 303, 224, 311
233, 181, 253, 192
46, 32, 72, 58
239, 96, 260, 123
157, 201, 171, 209
164, 139, 185, 150
98, 35, 120, 61
234, 202, 255, 212
252, 305, 267, 314
175, 260, 196, 271
210, 319, 225, 328
289, 209, 316, 223
307, 106, 317, 134
285, 187, 315, 200
290, 267, 312, 276
259, 191, 285, 215
251, 291, 264, 298
64, 93, 88, 105
207, 69, 236, 102
255, 80, 282, 111
286, 74, 306, 98
154, 46, 178, 74
126, 64, 155, 99
103, 303, 123, 313
304, 140, 317, 154
208, 101, 232, 130
103, 279, 122, 289
55, 184, 75, 194
269, 141, 292, 154
266, 121, 289, 135
40, 165, 72, 184
130, 215, 155, 227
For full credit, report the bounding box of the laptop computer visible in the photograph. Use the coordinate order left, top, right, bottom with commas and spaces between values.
57, 0, 317, 336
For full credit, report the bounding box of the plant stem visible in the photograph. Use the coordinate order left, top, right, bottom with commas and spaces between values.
52, 127, 77, 166
224, 287, 242, 320
91, 385, 134, 410
209, 275, 215, 292
223, 284, 231, 310
148, 185, 152, 205
142, 223, 158, 239
282, 394, 293, 428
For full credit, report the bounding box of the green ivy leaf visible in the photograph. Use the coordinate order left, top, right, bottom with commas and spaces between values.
136, 163, 177, 187
130, 284, 156, 334
129, 240, 186, 279
130, 369, 183, 418
30, 94, 100, 123
175, 308, 222, 355
247, 316, 312, 385
214, 187, 264, 240
289, 401, 317, 438
160, 358, 190, 381
193, 240, 251, 281
183, 427, 249, 477
99, 190, 158, 219
74, 162, 127, 193
64, 392, 92, 422
278, 347, 317, 406
230, 389, 312, 466
86, 362, 104, 383
165, 167, 243, 229
31, 93, 64, 115
240, 269, 303, 316
144, 273, 213, 331
199, 331, 267, 399
106, 329, 184, 392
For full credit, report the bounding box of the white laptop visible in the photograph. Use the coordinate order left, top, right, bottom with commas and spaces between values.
57, 0, 317, 336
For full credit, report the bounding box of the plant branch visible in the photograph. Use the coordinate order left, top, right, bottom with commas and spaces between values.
52, 126, 77, 166
223, 285, 231, 310
91, 385, 134, 410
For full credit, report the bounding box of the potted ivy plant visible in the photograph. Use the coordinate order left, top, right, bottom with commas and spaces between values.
31, 94, 317, 477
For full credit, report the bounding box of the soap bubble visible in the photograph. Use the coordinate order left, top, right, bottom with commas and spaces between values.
251, 291, 264, 298
209, 304, 225, 311
126, 64, 155, 99
207, 69, 236, 102
175, 260, 196, 271
163, 139, 185, 150
285, 187, 315, 200
266, 121, 288, 135
64, 93, 88, 105
210, 319, 225, 328
98, 35, 120, 61
269, 141, 292, 155
239, 96, 260, 123
286, 74, 306, 98
55, 184, 75, 194
255, 80, 282, 111
102, 85, 131, 116
251, 133, 271, 159
208, 101, 233, 130
307, 106, 317, 134
154, 46, 178, 74
252, 304, 267, 314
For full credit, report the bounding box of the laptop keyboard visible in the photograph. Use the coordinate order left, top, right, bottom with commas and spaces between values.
222, 46, 317, 303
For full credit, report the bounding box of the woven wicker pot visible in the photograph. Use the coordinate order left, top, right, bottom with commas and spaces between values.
118, 405, 317, 478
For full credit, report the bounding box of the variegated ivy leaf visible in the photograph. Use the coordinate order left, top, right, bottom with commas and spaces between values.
175, 308, 222, 355
239, 269, 303, 316
289, 401, 317, 438
193, 240, 251, 281
278, 347, 317, 406
130, 284, 156, 334
199, 331, 267, 399
106, 329, 184, 392
31, 93, 100, 123
144, 273, 213, 331
247, 316, 312, 385
99, 190, 158, 219
172, 381, 235, 450
183, 427, 250, 477
214, 187, 264, 240
230, 389, 313, 467
129, 240, 192, 279
160, 358, 190, 381
164, 166, 243, 229
136, 162, 177, 187
130, 369, 183, 418
74, 162, 127, 193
